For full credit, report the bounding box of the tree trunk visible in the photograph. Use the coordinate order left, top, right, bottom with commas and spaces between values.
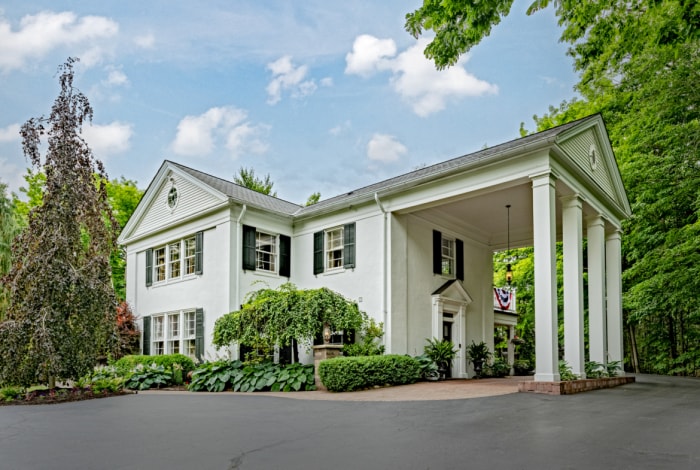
628, 324, 640, 374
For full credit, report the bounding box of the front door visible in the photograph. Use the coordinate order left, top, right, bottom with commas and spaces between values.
442, 319, 453, 378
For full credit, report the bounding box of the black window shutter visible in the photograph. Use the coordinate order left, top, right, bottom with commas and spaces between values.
432, 230, 442, 275
242, 225, 256, 271
195, 308, 204, 362
344, 222, 356, 269
145, 248, 153, 287
456, 238, 464, 281
279, 234, 291, 277
142, 316, 151, 355
195, 231, 204, 275
313, 231, 324, 275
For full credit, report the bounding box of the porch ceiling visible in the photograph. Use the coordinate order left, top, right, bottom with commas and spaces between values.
405, 180, 600, 250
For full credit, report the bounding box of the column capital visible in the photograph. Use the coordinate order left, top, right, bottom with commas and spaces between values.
605, 229, 622, 241
585, 214, 605, 228
560, 194, 583, 209
530, 171, 557, 188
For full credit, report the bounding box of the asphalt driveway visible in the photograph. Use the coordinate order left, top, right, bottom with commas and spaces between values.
1, 374, 698, 469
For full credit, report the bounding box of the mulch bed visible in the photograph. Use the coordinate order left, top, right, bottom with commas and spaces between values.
0, 387, 137, 406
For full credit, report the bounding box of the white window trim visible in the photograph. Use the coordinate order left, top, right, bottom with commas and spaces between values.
152, 236, 197, 285
324, 226, 344, 272
441, 235, 455, 278
151, 309, 197, 359
255, 230, 278, 274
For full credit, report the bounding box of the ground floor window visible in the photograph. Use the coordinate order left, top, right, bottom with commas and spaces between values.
143, 309, 202, 360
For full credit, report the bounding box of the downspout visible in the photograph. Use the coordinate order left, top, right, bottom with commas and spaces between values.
235, 204, 247, 312
374, 193, 388, 353
233, 204, 247, 360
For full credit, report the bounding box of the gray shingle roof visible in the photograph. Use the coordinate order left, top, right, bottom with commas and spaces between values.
167, 161, 303, 216
167, 115, 597, 218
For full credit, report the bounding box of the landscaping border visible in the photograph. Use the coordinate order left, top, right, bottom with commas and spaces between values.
518, 376, 635, 395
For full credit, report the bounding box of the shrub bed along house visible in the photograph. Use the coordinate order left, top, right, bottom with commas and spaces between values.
113, 354, 195, 384
318, 355, 421, 392
188, 360, 315, 393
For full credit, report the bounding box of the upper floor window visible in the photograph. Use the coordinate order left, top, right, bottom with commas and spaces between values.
242, 225, 290, 277
441, 237, 455, 276
325, 227, 344, 270
433, 230, 464, 281
256, 231, 277, 273
313, 223, 355, 275
146, 232, 203, 287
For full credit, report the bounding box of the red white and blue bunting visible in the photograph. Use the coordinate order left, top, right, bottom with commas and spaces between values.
494, 287, 513, 310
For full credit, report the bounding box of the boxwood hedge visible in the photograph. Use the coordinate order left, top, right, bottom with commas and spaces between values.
318, 355, 421, 392
113, 354, 195, 380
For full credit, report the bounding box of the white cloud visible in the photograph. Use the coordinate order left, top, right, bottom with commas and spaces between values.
134, 33, 155, 49
367, 133, 407, 163
320, 77, 333, 87
345, 35, 498, 117
171, 106, 268, 159
345, 34, 396, 77
265, 55, 317, 105
329, 120, 351, 136
0, 123, 20, 142
104, 67, 128, 87
81, 122, 133, 157
0, 11, 119, 72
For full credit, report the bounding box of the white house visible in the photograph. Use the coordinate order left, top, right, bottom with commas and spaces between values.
118, 114, 630, 380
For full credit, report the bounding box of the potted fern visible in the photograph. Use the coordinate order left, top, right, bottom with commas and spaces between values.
424, 338, 458, 380
467, 341, 492, 378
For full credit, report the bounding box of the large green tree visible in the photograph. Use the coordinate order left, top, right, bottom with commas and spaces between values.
0, 58, 118, 387
0, 182, 20, 319
410, 0, 700, 374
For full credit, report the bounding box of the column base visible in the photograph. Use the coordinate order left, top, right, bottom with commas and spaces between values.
535, 372, 561, 382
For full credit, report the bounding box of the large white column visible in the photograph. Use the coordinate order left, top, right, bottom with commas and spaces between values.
562, 195, 586, 378
606, 229, 624, 373
532, 174, 560, 381
508, 325, 515, 376
587, 215, 607, 364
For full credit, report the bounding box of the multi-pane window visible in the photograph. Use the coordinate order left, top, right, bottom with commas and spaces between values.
325, 227, 344, 270
152, 236, 197, 283
168, 313, 180, 354
256, 231, 277, 272
184, 311, 196, 358
184, 237, 196, 275
152, 315, 165, 355
169, 242, 181, 278
154, 247, 166, 282
152, 310, 197, 359
441, 237, 454, 276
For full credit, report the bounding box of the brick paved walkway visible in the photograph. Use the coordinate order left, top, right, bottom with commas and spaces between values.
145, 376, 532, 401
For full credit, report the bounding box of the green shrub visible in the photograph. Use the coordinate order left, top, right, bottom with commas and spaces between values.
188, 360, 242, 392
124, 364, 173, 390
414, 354, 439, 380
0, 386, 23, 402
113, 354, 195, 378
318, 355, 421, 392
558, 360, 578, 381
188, 360, 315, 393
513, 360, 532, 375
91, 377, 124, 394
485, 358, 511, 378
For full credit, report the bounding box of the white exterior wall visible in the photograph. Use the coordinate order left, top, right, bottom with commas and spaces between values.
400, 214, 493, 376
127, 209, 232, 361
293, 203, 385, 323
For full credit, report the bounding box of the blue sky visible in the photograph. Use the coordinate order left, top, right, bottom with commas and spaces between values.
0, 1, 579, 205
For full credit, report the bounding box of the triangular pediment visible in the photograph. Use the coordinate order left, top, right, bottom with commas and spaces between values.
431, 280, 473, 305
555, 116, 631, 217
118, 161, 229, 243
